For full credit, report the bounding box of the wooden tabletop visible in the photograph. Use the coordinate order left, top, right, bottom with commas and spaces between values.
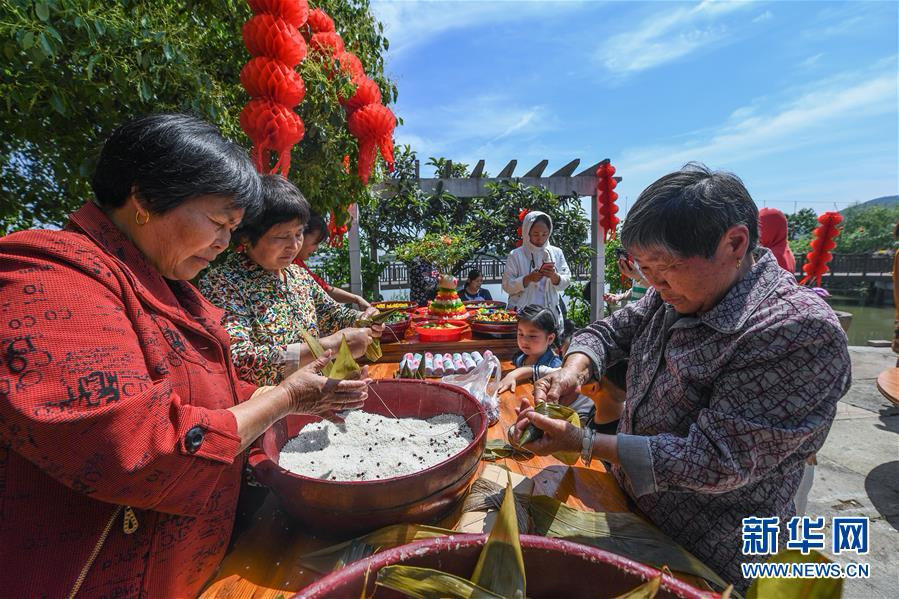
876, 367, 899, 406
200, 361, 631, 598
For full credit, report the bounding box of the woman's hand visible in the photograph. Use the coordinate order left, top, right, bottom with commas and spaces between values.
510, 399, 581, 455
342, 327, 375, 357
533, 362, 589, 405
360, 305, 378, 319
280, 354, 371, 420
369, 323, 384, 339
523, 270, 545, 285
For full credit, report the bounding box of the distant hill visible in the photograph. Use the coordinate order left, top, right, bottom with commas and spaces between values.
842, 195, 898, 213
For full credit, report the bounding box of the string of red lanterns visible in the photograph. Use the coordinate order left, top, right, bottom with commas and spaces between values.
596, 162, 619, 242
798, 211, 843, 286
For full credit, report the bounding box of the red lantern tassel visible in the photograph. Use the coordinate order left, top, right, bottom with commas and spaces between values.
596, 162, 620, 242
798, 211, 842, 286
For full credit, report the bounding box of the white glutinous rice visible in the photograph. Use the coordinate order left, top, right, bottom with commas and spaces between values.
279, 411, 473, 482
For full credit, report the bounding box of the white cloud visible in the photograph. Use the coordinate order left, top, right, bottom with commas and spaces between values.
594, 0, 760, 75
798, 53, 824, 69
752, 10, 772, 23
371, 0, 582, 58
618, 63, 898, 179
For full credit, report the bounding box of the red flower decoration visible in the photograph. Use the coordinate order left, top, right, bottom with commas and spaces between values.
342, 154, 350, 173
340, 76, 381, 113
347, 103, 396, 184
309, 31, 345, 56
596, 162, 620, 242
799, 211, 843, 286
518, 208, 529, 222
243, 14, 306, 68
247, 0, 309, 27
306, 8, 335, 33
240, 99, 305, 176
240, 57, 306, 107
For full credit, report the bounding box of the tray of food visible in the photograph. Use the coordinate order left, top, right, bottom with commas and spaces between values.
414, 320, 470, 342
380, 310, 413, 343
371, 300, 417, 312
462, 300, 507, 310
469, 308, 518, 337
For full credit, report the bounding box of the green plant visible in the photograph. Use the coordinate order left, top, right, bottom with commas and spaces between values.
394, 230, 480, 275
0, 0, 395, 233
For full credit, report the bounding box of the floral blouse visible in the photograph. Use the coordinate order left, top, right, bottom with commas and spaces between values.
198, 251, 361, 386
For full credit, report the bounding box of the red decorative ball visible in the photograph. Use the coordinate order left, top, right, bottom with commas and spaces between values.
240, 99, 306, 176
310, 31, 345, 56
306, 8, 335, 33
347, 103, 396, 184
334, 51, 365, 81
247, 0, 309, 28
240, 57, 306, 107
243, 14, 307, 68
340, 76, 382, 112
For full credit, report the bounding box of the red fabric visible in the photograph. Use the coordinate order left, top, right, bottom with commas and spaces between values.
758, 207, 796, 273
293, 257, 332, 291
0, 203, 256, 598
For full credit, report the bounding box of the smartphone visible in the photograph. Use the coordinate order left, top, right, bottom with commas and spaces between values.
614, 248, 631, 262
541, 261, 555, 270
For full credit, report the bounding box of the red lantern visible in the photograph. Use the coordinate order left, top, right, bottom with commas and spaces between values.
310, 31, 345, 56
596, 162, 620, 242
799, 211, 843, 286
243, 14, 307, 68
240, 99, 305, 176
306, 8, 335, 33
347, 103, 395, 185
339, 76, 382, 113
247, 0, 309, 27
240, 57, 306, 107
334, 51, 365, 81
327, 208, 350, 247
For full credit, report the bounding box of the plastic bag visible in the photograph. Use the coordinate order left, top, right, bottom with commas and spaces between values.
441, 354, 501, 425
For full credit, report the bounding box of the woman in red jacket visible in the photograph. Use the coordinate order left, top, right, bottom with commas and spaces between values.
0, 114, 369, 598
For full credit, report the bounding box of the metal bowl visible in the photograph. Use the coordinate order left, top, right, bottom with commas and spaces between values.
249, 380, 487, 535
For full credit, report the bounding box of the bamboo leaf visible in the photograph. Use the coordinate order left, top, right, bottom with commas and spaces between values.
746, 550, 842, 599
613, 575, 661, 598
482, 439, 533, 462
515, 402, 581, 465
471, 475, 526, 599
377, 565, 503, 599
301, 330, 333, 377
527, 495, 731, 592
301, 523, 454, 573
364, 339, 382, 362
329, 335, 361, 380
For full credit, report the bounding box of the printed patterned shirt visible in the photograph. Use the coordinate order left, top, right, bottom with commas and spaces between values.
568, 248, 851, 590
198, 251, 360, 386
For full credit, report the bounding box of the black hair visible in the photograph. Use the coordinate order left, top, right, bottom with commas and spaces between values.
91, 113, 262, 216
517, 304, 558, 336
234, 174, 310, 246
621, 162, 758, 259
467, 269, 482, 282
304, 212, 330, 244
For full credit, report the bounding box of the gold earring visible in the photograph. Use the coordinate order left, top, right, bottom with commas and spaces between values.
736, 258, 742, 270
135, 210, 150, 225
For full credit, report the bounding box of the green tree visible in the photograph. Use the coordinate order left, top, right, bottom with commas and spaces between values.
837, 204, 899, 253
0, 0, 395, 233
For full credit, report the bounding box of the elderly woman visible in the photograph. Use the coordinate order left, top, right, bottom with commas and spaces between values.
502, 210, 571, 333
0, 114, 369, 597
514, 164, 850, 591
199, 175, 380, 386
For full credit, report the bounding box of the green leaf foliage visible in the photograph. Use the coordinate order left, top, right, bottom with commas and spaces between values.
0, 0, 396, 233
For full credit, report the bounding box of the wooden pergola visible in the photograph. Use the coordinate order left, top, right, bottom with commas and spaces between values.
348, 158, 621, 322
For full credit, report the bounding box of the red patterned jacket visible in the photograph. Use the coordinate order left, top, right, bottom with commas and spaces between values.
0, 203, 256, 597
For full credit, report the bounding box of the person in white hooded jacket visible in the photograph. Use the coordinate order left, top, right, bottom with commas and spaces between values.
502, 210, 571, 332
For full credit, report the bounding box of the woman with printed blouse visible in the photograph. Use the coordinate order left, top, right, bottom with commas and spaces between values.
0, 115, 369, 598
513, 164, 851, 592
199, 175, 382, 386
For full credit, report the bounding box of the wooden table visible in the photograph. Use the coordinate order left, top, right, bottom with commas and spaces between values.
201, 362, 632, 598
876, 367, 899, 406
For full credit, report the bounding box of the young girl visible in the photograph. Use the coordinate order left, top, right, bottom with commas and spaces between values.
499, 305, 562, 392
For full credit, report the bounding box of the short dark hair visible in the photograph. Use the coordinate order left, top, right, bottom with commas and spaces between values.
467, 269, 482, 282
532, 214, 551, 230
621, 162, 758, 259
517, 304, 557, 336
304, 212, 329, 244
91, 113, 262, 216
235, 174, 310, 246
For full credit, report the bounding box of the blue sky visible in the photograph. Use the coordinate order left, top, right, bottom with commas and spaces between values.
370, 0, 898, 216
